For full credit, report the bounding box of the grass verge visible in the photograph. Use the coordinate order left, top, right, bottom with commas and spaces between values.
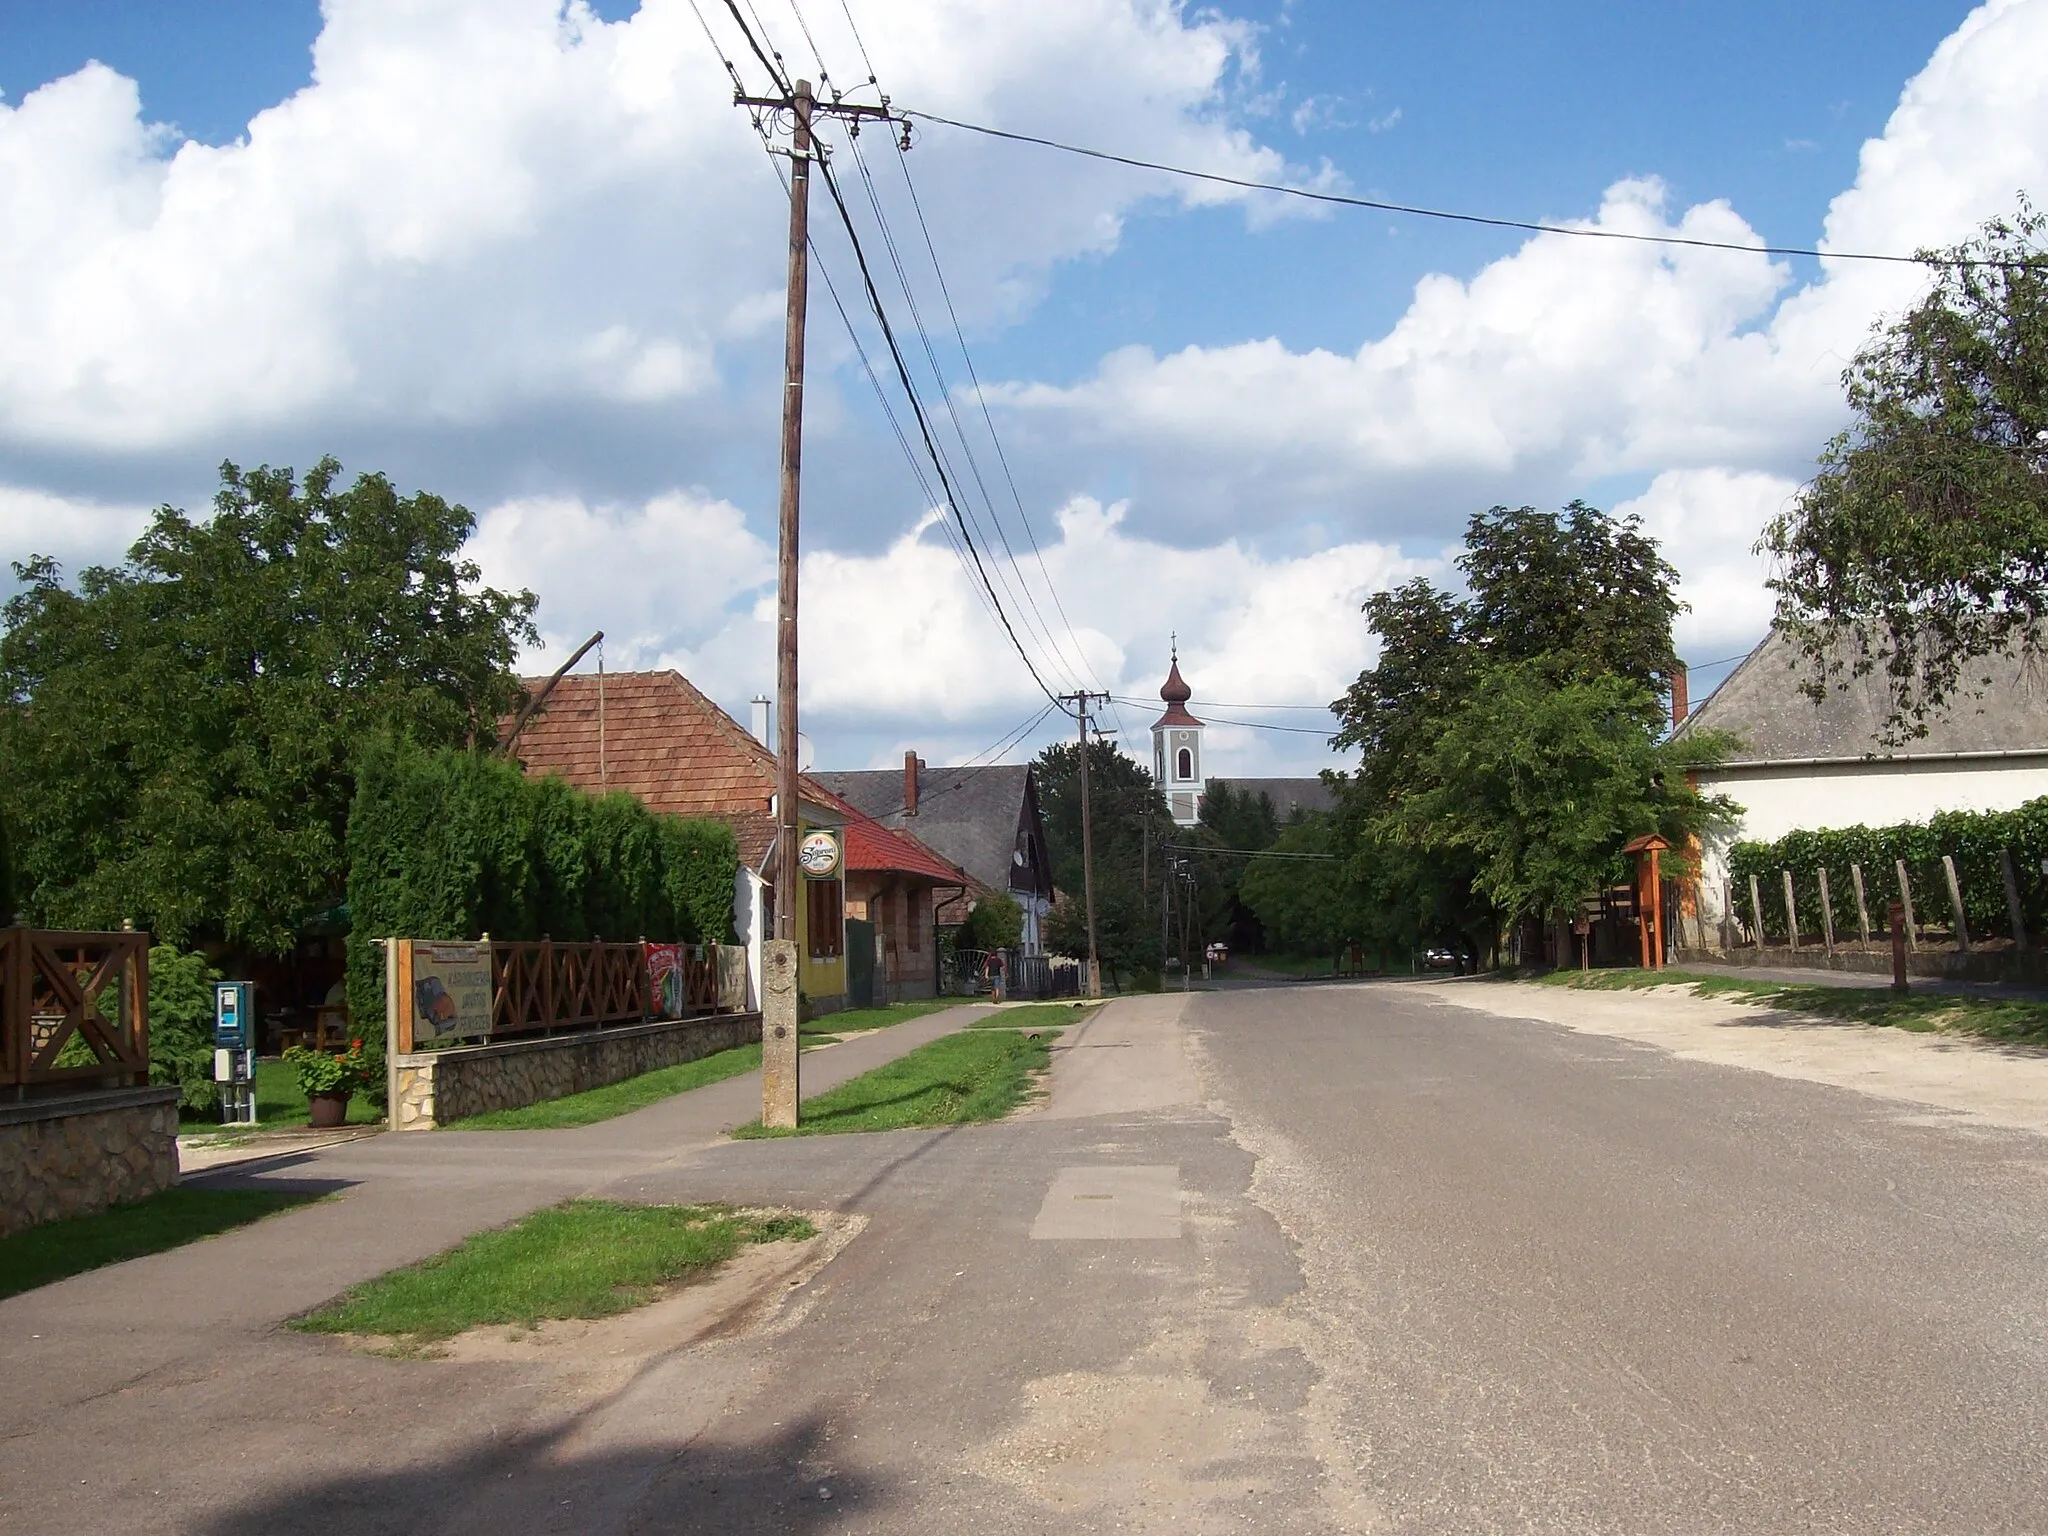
733, 1027, 1059, 1137
803, 999, 964, 1036
968, 1001, 1100, 1029
1539, 967, 2048, 1044
449, 1042, 764, 1130
253, 1058, 383, 1129
292, 1199, 813, 1344
0, 1187, 318, 1301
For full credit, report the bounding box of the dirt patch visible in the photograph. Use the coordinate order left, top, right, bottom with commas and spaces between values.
1427, 980, 2048, 1136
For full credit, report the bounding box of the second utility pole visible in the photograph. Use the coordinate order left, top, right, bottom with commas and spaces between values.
1062, 691, 1110, 997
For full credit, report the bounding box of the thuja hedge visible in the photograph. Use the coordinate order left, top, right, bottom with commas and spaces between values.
1727, 797, 2048, 943
343, 738, 739, 1045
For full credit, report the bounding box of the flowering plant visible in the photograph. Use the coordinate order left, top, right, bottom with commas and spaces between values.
282, 1039, 374, 1098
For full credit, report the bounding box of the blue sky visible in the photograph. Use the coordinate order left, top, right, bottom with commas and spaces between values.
0, 0, 2031, 770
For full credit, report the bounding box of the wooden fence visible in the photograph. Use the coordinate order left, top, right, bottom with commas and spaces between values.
1706, 847, 2038, 959
1, 927, 150, 1094
391, 937, 745, 1052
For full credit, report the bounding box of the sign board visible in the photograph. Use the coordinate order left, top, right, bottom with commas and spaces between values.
646, 942, 686, 1019
798, 828, 842, 879
213, 981, 254, 1051
410, 941, 493, 1043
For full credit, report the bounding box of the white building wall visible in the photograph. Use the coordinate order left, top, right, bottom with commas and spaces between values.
1692, 757, 2048, 924
732, 866, 766, 1011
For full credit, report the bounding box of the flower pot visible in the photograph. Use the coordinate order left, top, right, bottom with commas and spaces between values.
307, 1091, 351, 1129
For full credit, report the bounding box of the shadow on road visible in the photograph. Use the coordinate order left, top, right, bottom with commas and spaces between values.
195, 1414, 887, 1535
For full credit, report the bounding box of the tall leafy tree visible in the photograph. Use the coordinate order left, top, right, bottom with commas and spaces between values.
0, 457, 537, 951
1330, 503, 1713, 960
1764, 203, 2048, 737
1036, 738, 1177, 982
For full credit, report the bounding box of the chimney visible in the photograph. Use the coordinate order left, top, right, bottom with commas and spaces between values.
1670, 667, 1689, 728
751, 695, 771, 746
904, 750, 920, 816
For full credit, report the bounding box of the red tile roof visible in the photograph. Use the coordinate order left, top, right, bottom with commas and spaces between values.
506, 670, 852, 869
843, 819, 973, 886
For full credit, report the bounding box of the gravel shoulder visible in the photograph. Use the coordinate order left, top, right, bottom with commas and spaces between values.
1422, 976, 2048, 1135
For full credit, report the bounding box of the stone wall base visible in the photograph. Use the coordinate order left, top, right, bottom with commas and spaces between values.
0, 1086, 184, 1238
394, 1012, 762, 1129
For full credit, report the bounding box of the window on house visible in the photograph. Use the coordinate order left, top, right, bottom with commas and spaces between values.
1176, 747, 1193, 780
806, 878, 843, 958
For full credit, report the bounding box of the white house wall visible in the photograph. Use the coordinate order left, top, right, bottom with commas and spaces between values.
1692, 757, 2048, 923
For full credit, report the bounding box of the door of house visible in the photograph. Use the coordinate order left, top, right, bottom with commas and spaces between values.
845, 918, 876, 1009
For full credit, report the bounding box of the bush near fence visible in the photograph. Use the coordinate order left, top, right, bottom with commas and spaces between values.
343, 738, 740, 1066
1727, 797, 2048, 944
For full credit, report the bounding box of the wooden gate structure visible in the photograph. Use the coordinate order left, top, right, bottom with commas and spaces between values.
2, 927, 151, 1096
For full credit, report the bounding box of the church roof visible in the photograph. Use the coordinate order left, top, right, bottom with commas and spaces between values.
1152, 654, 1203, 730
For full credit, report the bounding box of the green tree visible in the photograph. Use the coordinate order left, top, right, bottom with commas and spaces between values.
0, 458, 537, 952
1394, 663, 1736, 928
1239, 814, 1354, 957
1035, 739, 1176, 983
1331, 502, 1700, 960
1763, 202, 2048, 737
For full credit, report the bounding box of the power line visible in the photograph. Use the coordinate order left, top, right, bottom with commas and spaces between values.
1107, 695, 1336, 735
811, 150, 1064, 705
1162, 843, 1337, 860
903, 109, 2007, 269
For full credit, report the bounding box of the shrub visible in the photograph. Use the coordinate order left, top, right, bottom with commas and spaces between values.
147, 944, 221, 1116
957, 891, 1024, 952
342, 737, 740, 1051
1726, 796, 2048, 942
282, 1040, 375, 1098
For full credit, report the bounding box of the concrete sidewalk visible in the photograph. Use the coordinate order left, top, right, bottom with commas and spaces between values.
0, 1003, 989, 1444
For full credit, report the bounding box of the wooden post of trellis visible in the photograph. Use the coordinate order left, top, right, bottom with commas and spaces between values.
1818, 868, 1837, 957
1896, 860, 1919, 952
2000, 849, 2027, 949
1942, 854, 1970, 953
1851, 863, 1872, 947
1749, 873, 1766, 949
1782, 870, 1801, 953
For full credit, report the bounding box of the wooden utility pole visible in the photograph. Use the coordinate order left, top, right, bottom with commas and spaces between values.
732, 77, 901, 1128
1060, 691, 1110, 997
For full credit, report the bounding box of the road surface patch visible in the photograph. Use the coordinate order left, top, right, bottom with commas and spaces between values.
1030, 1165, 1182, 1239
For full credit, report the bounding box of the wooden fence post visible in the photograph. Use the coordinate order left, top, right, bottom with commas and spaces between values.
1895, 860, 1919, 952
1942, 854, 1970, 953
1722, 880, 1735, 952
2001, 849, 2027, 948
1888, 901, 1909, 992
1749, 873, 1766, 949
1851, 863, 1872, 947
1818, 867, 1837, 957
1781, 870, 1801, 953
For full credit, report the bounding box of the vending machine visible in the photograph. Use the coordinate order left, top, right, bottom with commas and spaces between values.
213, 981, 257, 1125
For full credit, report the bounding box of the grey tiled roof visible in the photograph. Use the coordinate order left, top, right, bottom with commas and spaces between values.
1208, 777, 1336, 821
1675, 629, 2048, 764
816, 763, 1052, 898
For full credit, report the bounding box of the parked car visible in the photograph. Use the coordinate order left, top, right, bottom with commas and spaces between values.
1420, 947, 1461, 972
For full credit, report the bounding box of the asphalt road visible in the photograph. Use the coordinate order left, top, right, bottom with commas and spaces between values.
7, 983, 2047, 1533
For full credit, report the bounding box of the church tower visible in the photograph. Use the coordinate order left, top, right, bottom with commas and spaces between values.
1151, 642, 1206, 827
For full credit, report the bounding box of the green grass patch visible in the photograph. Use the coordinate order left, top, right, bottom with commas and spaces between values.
448, 1043, 764, 1130
801, 999, 964, 1036
733, 1026, 1059, 1138
293, 1199, 813, 1344
1237, 953, 1339, 978
968, 1001, 1101, 1029
1539, 968, 2048, 1044
0, 1187, 317, 1301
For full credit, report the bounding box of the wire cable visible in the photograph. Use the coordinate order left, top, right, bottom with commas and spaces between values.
903, 109, 2011, 268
